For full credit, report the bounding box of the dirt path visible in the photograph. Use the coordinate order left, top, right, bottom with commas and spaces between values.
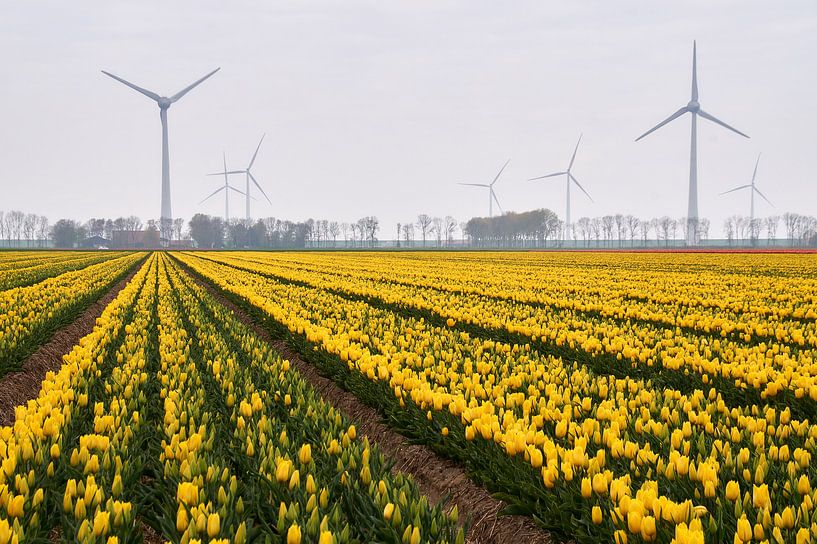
0, 267, 141, 426
183, 269, 553, 544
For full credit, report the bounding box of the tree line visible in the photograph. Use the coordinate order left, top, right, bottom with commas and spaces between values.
3, 208, 816, 249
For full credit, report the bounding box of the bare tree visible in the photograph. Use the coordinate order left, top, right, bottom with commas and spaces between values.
613, 214, 625, 247
724, 216, 736, 245
37, 216, 50, 247
23, 213, 38, 247
431, 217, 443, 247
7, 211, 24, 245
697, 218, 710, 242
444, 216, 457, 245
330, 222, 340, 247
601, 216, 615, 247
416, 214, 432, 247
173, 218, 185, 242
403, 223, 414, 246
639, 219, 651, 246
765, 216, 779, 245
625, 215, 639, 247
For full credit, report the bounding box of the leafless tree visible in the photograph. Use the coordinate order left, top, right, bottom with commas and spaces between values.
639, 219, 651, 246
431, 217, 443, 247
23, 213, 38, 247
403, 223, 414, 246
625, 215, 639, 247
766, 216, 779, 245
416, 214, 432, 247
444, 216, 457, 245
37, 216, 50, 247
7, 211, 24, 245
613, 214, 625, 247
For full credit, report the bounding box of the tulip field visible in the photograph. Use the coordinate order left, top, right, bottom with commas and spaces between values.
1, 250, 817, 543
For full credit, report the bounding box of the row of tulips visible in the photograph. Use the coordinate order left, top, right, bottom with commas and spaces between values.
0, 251, 130, 292
187, 252, 817, 417
174, 251, 817, 543
0, 252, 156, 542
0, 252, 145, 376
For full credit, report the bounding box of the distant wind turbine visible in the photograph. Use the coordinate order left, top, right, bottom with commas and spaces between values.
635, 41, 749, 245
458, 159, 510, 218
212, 134, 272, 220
720, 153, 773, 222
529, 135, 592, 240
201, 152, 248, 222
102, 68, 220, 234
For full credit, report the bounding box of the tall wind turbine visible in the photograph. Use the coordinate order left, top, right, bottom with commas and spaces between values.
102, 67, 220, 235
212, 135, 271, 220
635, 41, 749, 245
458, 159, 510, 218
201, 152, 248, 222
720, 153, 773, 222
529, 135, 592, 240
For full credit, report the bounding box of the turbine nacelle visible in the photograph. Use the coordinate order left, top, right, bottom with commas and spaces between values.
686, 100, 700, 113
157, 97, 172, 109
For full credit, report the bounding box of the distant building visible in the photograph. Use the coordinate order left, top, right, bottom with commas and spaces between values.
82, 235, 110, 249
111, 229, 161, 248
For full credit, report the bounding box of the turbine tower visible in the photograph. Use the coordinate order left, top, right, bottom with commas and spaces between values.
213, 135, 271, 220
102, 67, 220, 236
720, 153, 773, 223
201, 152, 248, 222
635, 41, 749, 245
529, 135, 592, 240
458, 159, 510, 218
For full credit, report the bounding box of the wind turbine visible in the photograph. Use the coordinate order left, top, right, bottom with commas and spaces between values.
212, 135, 272, 220
102, 67, 220, 236
458, 159, 510, 218
529, 135, 592, 240
720, 153, 773, 223
635, 41, 749, 245
201, 152, 248, 222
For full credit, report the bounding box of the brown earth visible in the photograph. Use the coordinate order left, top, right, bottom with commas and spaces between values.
182, 267, 554, 544
0, 267, 140, 426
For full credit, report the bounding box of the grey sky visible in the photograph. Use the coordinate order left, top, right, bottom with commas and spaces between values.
2, 1, 815, 237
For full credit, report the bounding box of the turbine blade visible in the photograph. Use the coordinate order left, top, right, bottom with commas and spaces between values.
719, 184, 751, 196
248, 134, 266, 169
528, 172, 567, 181
458, 183, 489, 187
223, 152, 229, 184
754, 187, 774, 207
568, 134, 582, 171
691, 41, 698, 102
569, 173, 593, 202
208, 170, 245, 176
228, 185, 248, 196
490, 158, 511, 187
751, 153, 761, 185
101, 70, 161, 101
491, 189, 504, 214
249, 172, 273, 204
169, 68, 220, 103
200, 186, 225, 204
635, 107, 689, 141
697, 109, 749, 138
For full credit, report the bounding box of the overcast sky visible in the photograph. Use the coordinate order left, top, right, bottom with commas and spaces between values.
1, 1, 815, 238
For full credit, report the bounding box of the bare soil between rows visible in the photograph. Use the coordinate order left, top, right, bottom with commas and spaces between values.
185, 270, 553, 544
0, 267, 140, 426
